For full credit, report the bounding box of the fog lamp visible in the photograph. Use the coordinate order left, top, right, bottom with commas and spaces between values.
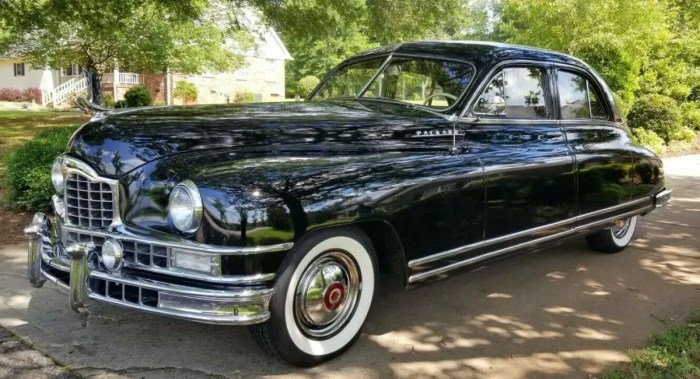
101, 238, 124, 272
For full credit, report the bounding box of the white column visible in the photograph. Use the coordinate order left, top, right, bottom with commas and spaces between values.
113, 65, 119, 100
164, 67, 172, 105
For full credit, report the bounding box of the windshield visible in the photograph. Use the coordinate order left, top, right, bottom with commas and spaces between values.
311, 56, 475, 110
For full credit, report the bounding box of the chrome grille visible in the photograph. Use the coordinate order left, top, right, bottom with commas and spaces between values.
65, 231, 169, 270
65, 173, 115, 228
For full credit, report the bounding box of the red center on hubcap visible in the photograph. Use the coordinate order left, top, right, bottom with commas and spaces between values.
323, 282, 345, 310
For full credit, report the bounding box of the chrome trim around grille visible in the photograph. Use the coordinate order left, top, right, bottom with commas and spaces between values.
62, 156, 121, 228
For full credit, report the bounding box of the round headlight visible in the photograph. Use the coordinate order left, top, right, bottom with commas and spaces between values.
101, 238, 124, 272
168, 180, 203, 234
51, 157, 64, 193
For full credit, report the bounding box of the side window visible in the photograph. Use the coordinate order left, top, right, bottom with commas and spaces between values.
474, 67, 548, 119
558, 70, 609, 120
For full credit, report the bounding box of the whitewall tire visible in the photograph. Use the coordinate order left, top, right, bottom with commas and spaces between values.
586, 215, 639, 253
250, 227, 377, 367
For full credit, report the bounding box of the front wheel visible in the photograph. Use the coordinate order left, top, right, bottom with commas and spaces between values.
585, 215, 639, 253
250, 227, 377, 367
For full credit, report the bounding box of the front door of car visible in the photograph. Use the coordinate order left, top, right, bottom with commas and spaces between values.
458, 64, 577, 254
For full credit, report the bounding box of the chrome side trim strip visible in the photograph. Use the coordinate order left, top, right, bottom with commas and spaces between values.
408, 197, 651, 269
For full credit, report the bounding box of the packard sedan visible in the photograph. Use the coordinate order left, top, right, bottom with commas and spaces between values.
26, 41, 670, 366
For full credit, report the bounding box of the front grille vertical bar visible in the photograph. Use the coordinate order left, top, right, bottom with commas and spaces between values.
64, 173, 115, 228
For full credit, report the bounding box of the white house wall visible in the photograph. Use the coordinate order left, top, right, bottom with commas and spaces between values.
174, 56, 286, 104
0, 59, 55, 91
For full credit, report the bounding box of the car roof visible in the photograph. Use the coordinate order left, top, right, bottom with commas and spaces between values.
349, 40, 590, 71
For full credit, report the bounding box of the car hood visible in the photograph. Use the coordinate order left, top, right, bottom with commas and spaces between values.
67, 101, 452, 177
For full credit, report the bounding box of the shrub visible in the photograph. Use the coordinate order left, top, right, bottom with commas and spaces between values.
681, 102, 700, 131
627, 94, 690, 143
21, 88, 42, 103
124, 85, 152, 107
113, 100, 127, 109
102, 94, 115, 108
631, 128, 666, 155
0, 88, 23, 102
689, 85, 700, 102
173, 81, 198, 104
233, 91, 256, 104
297, 76, 320, 98
3, 126, 79, 211
153, 100, 167, 106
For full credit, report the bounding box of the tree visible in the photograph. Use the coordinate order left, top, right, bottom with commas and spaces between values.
0, 0, 253, 104
496, 0, 671, 111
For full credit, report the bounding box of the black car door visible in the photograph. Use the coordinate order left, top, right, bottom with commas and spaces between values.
458, 63, 577, 255
554, 66, 637, 224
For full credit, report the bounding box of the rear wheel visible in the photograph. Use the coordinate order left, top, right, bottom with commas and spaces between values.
585, 215, 638, 253
250, 227, 377, 367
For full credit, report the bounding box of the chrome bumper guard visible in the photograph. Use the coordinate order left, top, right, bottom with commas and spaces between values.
24, 213, 275, 325
654, 188, 672, 208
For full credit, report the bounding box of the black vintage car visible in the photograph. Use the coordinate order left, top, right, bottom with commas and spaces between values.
26, 41, 670, 366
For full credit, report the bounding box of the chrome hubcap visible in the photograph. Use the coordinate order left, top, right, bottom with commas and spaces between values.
295, 251, 360, 338
611, 217, 631, 238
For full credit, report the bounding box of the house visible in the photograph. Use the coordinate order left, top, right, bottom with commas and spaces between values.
1, 21, 292, 106
0, 55, 144, 106
171, 27, 292, 104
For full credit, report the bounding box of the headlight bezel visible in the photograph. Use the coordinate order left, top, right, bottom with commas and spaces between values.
51, 157, 65, 193
167, 180, 203, 235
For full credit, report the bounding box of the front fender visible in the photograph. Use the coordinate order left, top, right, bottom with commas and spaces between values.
120, 148, 463, 247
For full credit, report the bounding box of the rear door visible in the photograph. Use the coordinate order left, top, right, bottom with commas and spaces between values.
554, 66, 637, 224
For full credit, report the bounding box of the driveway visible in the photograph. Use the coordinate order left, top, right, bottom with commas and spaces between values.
1, 155, 699, 378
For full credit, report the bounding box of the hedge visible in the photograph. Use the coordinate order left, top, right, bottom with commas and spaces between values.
3, 126, 79, 211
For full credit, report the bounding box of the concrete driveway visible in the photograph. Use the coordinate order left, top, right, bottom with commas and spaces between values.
1, 155, 699, 378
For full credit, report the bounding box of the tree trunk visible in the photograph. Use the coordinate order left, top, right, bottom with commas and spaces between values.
84, 58, 103, 105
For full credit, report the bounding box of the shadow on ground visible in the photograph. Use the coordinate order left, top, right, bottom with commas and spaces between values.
0, 172, 698, 379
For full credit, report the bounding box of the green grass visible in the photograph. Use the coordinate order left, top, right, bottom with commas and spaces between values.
0, 109, 87, 149
602, 315, 700, 378
0, 109, 87, 173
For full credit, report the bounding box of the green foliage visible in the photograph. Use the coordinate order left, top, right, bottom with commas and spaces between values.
682, 102, 700, 130
297, 76, 320, 97
102, 94, 115, 108
631, 128, 666, 155
3, 126, 78, 211
0, 1, 253, 93
113, 100, 127, 109
627, 94, 690, 143
232, 91, 255, 104
124, 86, 152, 107
602, 315, 700, 378
173, 81, 198, 104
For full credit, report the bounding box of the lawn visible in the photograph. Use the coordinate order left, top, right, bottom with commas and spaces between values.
0, 109, 87, 156
603, 315, 700, 378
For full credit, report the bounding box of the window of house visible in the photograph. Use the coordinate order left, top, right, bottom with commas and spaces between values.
265, 59, 276, 82
62, 64, 83, 77
13, 63, 25, 77
558, 70, 609, 120
473, 67, 548, 118
235, 66, 249, 81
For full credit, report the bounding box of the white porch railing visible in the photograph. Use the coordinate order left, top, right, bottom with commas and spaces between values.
41, 77, 88, 107
102, 72, 143, 86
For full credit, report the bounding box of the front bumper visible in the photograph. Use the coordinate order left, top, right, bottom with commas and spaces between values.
25, 213, 275, 325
